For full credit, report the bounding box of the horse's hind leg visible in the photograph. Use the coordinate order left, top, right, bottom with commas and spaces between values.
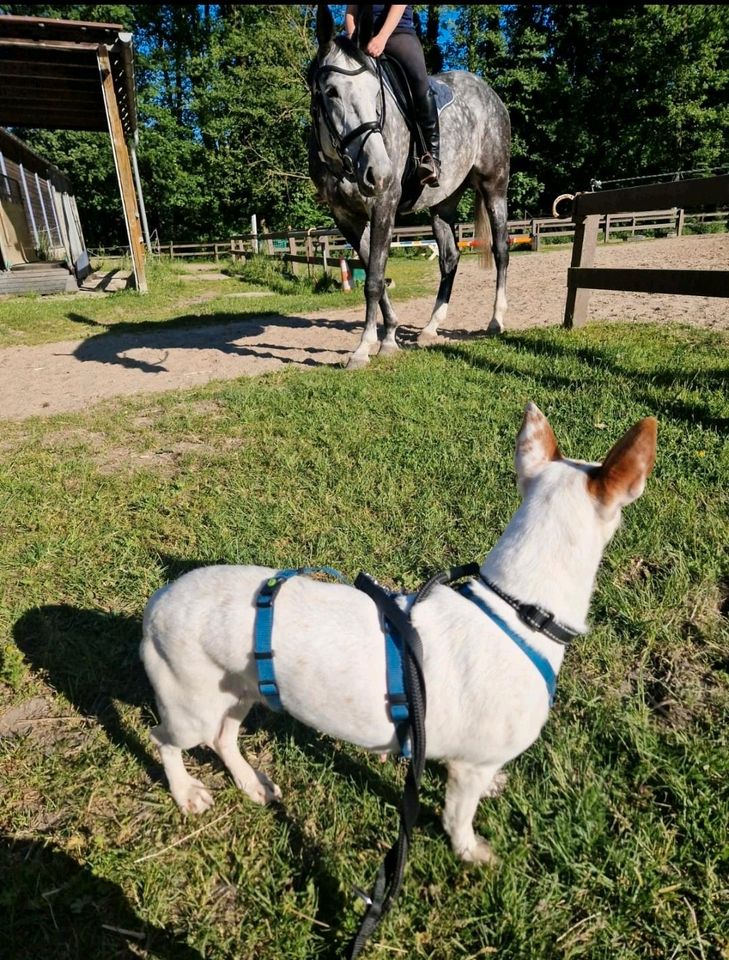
417, 209, 460, 346
481, 180, 509, 334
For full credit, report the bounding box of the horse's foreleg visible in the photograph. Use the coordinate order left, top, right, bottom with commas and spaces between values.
377, 288, 400, 356
347, 208, 396, 369
340, 219, 399, 358
417, 213, 460, 346
484, 188, 509, 334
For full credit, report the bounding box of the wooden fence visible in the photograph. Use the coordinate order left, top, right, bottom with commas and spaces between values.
88, 207, 727, 267
563, 174, 729, 328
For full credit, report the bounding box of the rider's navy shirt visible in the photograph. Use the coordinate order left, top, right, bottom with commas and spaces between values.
370, 5, 416, 35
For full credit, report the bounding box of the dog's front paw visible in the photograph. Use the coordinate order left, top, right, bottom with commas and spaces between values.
458, 836, 499, 866
174, 779, 214, 815
239, 770, 282, 806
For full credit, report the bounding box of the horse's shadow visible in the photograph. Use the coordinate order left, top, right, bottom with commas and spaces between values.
1, 835, 204, 960
431, 333, 729, 432
66, 311, 360, 374
11, 556, 443, 949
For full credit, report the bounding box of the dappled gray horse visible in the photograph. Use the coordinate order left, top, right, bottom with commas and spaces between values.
309, 4, 511, 368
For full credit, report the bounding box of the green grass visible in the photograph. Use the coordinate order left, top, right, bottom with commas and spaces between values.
0, 256, 437, 348
1, 322, 727, 959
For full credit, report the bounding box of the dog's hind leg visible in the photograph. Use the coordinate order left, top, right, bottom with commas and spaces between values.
209, 710, 282, 806
151, 724, 214, 815
442, 760, 501, 864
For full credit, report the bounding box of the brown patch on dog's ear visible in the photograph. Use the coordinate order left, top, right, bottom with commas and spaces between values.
515, 401, 562, 483
316, 3, 335, 52
588, 417, 657, 511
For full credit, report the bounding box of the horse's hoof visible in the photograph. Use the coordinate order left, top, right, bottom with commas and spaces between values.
486, 319, 504, 336
417, 331, 439, 348
377, 341, 399, 357
345, 354, 370, 370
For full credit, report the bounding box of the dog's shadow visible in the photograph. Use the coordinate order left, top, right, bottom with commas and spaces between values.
11, 559, 442, 950
1, 835, 204, 959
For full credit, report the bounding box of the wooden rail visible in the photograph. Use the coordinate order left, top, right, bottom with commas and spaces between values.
88, 208, 726, 266
563, 175, 729, 328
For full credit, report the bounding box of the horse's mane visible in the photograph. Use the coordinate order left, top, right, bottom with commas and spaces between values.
307, 35, 372, 87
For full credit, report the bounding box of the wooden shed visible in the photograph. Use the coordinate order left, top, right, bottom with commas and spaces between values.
0, 127, 88, 294
0, 14, 149, 294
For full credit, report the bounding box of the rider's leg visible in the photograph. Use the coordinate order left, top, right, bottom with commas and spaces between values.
384, 32, 440, 187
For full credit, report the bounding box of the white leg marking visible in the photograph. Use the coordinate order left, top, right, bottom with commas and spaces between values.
418, 300, 448, 345
489, 287, 507, 334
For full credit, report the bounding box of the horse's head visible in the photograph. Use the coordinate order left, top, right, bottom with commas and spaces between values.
310, 4, 393, 197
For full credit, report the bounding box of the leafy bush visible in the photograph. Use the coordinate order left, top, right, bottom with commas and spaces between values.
683, 219, 727, 235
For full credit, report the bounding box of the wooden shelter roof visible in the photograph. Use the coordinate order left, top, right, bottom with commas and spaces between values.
0, 14, 138, 138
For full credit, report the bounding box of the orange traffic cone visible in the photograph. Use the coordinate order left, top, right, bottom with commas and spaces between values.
340, 258, 352, 292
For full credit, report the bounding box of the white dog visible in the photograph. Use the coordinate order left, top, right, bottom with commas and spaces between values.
141, 402, 656, 863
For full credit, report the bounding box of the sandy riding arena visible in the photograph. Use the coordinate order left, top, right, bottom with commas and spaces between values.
0, 233, 726, 421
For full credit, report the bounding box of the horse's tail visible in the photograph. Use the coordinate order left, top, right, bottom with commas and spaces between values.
474, 191, 494, 270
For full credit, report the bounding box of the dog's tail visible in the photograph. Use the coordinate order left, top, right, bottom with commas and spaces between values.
475, 191, 494, 270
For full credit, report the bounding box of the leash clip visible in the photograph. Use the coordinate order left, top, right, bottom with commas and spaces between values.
352, 886, 373, 908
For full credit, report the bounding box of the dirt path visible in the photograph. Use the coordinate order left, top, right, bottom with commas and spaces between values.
0, 233, 726, 420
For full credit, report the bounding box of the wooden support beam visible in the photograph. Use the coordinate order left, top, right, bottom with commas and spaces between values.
0, 108, 107, 130
0, 65, 99, 83
97, 44, 147, 293
574, 174, 729, 217
568, 268, 729, 298
563, 214, 600, 328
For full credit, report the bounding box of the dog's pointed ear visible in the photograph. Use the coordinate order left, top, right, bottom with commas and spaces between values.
316, 3, 334, 52
588, 417, 657, 511
515, 402, 561, 485
356, 4, 374, 49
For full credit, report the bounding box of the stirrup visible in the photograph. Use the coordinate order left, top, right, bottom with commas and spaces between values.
418, 153, 440, 187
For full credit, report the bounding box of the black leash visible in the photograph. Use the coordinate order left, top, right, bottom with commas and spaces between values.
346, 563, 480, 959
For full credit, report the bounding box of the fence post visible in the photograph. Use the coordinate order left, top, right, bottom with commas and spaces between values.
214, 243, 220, 263
305, 230, 314, 278
563, 213, 600, 329
168, 241, 174, 259
322, 236, 330, 275
531, 219, 540, 252
677, 208, 685, 237
604, 214, 611, 244
288, 234, 299, 277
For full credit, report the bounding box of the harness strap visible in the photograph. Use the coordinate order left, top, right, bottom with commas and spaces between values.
478, 574, 581, 646
254, 566, 347, 711
346, 564, 477, 960
383, 621, 411, 757
460, 582, 557, 704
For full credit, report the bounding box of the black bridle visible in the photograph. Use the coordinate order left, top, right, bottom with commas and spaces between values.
311, 54, 387, 178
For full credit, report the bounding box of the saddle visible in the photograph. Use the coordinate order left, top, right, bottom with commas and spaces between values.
379, 54, 455, 213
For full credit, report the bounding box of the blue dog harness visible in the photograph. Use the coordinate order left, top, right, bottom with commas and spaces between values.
253, 566, 412, 755
253, 566, 574, 746
459, 582, 558, 703
251, 561, 580, 960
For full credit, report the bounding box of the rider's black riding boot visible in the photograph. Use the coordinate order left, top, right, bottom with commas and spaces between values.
415, 87, 441, 187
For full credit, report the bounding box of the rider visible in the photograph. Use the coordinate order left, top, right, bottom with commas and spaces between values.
344, 4, 441, 188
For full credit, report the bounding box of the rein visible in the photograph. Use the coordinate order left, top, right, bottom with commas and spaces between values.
311, 54, 387, 177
